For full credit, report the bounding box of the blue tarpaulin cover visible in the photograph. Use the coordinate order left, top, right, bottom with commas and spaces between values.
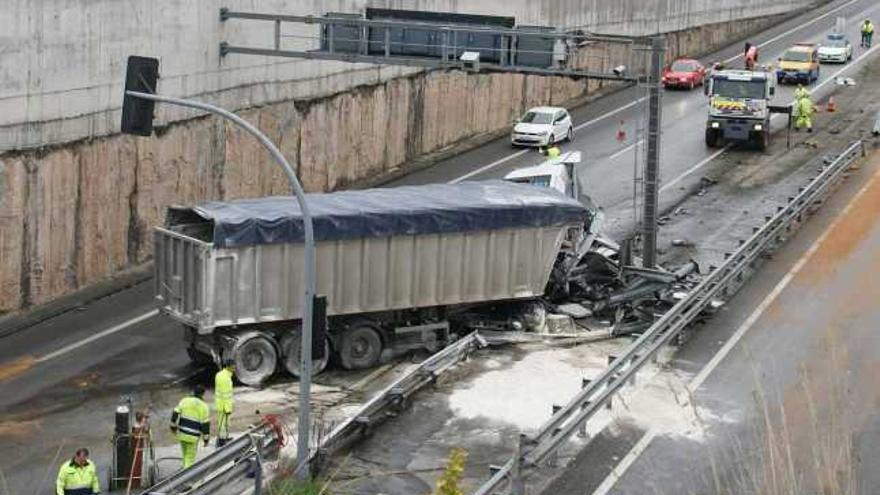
187, 180, 588, 248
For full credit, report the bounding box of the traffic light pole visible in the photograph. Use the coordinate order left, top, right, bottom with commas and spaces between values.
125, 90, 318, 479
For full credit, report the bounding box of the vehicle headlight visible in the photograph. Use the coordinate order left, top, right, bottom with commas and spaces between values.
711, 122, 720, 129
754, 124, 763, 131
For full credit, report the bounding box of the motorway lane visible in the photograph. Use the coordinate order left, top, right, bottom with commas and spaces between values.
1, 0, 878, 490
590, 149, 880, 495
395, 0, 880, 230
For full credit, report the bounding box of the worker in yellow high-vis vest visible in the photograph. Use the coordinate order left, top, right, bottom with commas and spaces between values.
170, 384, 211, 469
214, 360, 235, 448
795, 96, 814, 133
861, 19, 874, 48
540, 145, 561, 159
56, 448, 100, 495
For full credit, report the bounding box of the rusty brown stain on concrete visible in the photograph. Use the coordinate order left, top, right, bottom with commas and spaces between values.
800, 157, 880, 285
0, 418, 41, 439
0, 356, 35, 383
752, 161, 880, 493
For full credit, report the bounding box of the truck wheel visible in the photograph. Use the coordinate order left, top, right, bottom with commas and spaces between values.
751, 128, 770, 151
338, 324, 383, 370
705, 129, 719, 148
281, 332, 330, 378
231, 332, 278, 386
520, 302, 547, 332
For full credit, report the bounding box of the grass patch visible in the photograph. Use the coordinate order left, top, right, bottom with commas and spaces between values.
266, 477, 331, 495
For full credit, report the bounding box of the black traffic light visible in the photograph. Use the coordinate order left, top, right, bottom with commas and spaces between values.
312, 295, 327, 360
121, 56, 159, 136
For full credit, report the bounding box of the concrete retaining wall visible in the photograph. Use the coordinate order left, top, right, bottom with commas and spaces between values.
0, 12, 800, 313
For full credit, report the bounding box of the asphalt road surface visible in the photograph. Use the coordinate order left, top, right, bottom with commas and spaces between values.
2, 0, 880, 492
578, 145, 880, 495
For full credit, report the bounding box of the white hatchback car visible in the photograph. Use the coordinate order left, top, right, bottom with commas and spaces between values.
817, 33, 853, 63
511, 106, 573, 147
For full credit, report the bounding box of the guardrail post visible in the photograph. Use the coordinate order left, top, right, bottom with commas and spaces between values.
549, 405, 562, 467
629, 357, 638, 386
606, 355, 617, 410
578, 378, 591, 438
510, 434, 528, 495
253, 453, 263, 495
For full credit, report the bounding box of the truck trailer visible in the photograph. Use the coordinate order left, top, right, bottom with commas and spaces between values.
154, 180, 595, 385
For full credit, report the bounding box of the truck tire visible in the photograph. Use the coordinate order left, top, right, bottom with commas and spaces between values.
281, 332, 330, 378
338, 324, 383, 370
231, 332, 278, 386
751, 129, 769, 151
705, 129, 719, 148
520, 302, 548, 332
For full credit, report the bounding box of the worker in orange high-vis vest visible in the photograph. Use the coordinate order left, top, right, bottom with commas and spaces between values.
214, 360, 234, 448
170, 384, 210, 468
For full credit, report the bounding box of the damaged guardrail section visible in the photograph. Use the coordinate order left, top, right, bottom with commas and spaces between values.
141, 418, 283, 495
139, 332, 485, 494
472, 140, 867, 495
310, 331, 486, 470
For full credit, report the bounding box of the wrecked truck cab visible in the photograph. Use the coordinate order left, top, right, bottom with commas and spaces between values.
503, 151, 603, 234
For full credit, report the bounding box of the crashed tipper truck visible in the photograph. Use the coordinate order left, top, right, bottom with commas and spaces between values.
154, 180, 599, 385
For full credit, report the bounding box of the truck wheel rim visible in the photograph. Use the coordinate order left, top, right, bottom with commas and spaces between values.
352, 337, 370, 358
244, 349, 264, 370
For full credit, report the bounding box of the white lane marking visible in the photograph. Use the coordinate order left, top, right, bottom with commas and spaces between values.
688, 166, 878, 391
721, 0, 862, 64
592, 429, 659, 495
453, 0, 863, 186
607, 140, 643, 161
573, 99, 646, 132
592, 149, 879, 495
660, 147, 728, 192
645, 20, 880, 192
449, 149, 531, 184
458, 0, 873, 184
452, 0, 866, 185
35, 309, 159, 363
811, 42, 880, 94
450, 99, 647, 183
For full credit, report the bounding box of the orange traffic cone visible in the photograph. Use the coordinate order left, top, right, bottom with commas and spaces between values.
616, 120, 627, 142
826, 96, 836, 112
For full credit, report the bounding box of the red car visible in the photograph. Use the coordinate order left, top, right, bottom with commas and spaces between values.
662, 58, 705, 90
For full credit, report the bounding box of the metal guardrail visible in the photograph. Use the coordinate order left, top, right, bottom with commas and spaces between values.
311, 331, 487, 470
140, 333, 485, 493
141, 419, 283, 495
472, 140, 866, 495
